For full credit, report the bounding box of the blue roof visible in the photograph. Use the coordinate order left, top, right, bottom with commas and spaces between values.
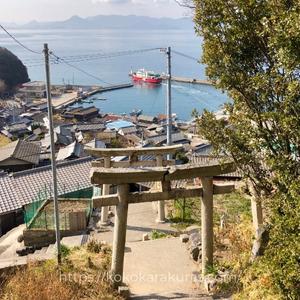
106, 120, 134, 130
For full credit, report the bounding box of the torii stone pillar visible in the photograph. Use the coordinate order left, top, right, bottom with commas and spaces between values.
156, 155, 166, 223
111, 184, 129, 288
200, 177, 214, 275
101, 156, 111, 225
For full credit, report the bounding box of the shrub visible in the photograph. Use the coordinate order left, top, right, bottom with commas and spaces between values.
151, 230, 168, 240
87, 239, 102, 254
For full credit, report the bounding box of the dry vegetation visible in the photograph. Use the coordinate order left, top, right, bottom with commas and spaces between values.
168, 189, 265, 298
0, 241, 122, 300
0, 134, 11, 147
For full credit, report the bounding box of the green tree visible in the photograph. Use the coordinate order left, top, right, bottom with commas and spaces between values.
0, 47, 29, 95
193, 0, 300, 298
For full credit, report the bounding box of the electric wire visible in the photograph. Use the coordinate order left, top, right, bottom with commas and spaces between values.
172, 50, 199, 62
49, 52, 113, 85
0, 24, 42, 55
24, 48, 163, 66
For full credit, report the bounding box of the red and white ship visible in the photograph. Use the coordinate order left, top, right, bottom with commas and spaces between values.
130, 69, 162, 84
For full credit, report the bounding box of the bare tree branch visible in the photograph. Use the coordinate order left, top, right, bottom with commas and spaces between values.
174, 0, 196, 9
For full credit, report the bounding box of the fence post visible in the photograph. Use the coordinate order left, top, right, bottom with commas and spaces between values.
156, 155, 165, 223
200, 176, 214, 275
248, 183, 263, 236
111, 184, 129, 288
45, 210, 47, 230
101, 156, 111, 225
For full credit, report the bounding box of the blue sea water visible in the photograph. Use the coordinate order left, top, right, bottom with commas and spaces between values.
1, 29, 229, 120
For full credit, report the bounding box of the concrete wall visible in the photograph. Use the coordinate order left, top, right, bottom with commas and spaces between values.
23, 228, 87, 248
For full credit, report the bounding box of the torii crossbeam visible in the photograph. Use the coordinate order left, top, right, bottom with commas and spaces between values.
90, 161, 236, 288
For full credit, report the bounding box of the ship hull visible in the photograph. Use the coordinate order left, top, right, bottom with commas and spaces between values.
132, 75, 162, 84
131, 70, 162, 84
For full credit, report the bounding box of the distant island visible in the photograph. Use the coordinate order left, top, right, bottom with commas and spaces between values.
7, 15, 194, 30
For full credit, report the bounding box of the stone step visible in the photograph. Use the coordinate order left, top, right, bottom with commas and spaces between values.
46, 244, 56, 255
130, 293, 213, 299
34, 249, 41, 255
39, 247, 48, 254
61, 234, 88, 248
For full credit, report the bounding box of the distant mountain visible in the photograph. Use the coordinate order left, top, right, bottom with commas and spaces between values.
14, 15, 194, 30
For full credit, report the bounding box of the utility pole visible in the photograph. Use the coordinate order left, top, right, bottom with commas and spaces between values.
166, 47, 172, 150
43, 43, 61, 264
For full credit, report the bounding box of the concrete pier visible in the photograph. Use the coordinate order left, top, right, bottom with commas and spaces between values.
162, 76, 213, 86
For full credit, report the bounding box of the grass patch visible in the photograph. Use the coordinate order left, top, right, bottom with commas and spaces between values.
168, 197, 200, 230
0, 244, 122, 300
150, 230, 168, 240
60, 244, 71, 258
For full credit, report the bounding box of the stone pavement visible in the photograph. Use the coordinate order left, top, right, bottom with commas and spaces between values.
92, 202, 211, 299
92, 202, 177, 244
124, 237, 210, 299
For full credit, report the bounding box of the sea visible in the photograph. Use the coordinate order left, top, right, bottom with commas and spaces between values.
1, 28, 229, 120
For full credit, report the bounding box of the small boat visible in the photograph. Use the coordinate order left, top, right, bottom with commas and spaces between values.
130, 69, 162, 84
130, 109, 143, 117
82, 99, 93, 104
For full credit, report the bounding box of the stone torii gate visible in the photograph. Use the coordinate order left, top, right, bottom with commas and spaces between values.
90, 158, 236, 288
87, 145, 182, 224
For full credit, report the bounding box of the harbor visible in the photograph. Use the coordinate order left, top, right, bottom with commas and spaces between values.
52, 83, 133, 109
163, 76, 213, 86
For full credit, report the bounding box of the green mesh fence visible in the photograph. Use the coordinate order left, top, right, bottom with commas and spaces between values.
24, 184, 93, 229
24, 186, 51, 227
28, 199, 92, 230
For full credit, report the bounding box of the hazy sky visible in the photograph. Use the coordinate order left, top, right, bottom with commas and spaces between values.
0, 0, 188, 23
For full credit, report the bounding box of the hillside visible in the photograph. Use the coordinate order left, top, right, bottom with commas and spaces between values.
14, 15, 194, 30
0, 48, 29, 95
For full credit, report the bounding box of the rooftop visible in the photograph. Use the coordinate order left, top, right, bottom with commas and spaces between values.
22, 81, 46, 88
106, 120, 135, 131
0, 140, 40, 165
0, 157, 93, 215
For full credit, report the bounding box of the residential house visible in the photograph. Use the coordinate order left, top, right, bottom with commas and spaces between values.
118, 126, 137, 136
0, 157, 93, 236
146, 132, 191, 147
137, 115, 158, 124
18, 81, 46, 102
96, 130, 117, 145
84, 139, 106, 149
126, 134, 142, 147
0, 140, 41, 172
106, 120, 135, 131
2, 123, 31, 138
73, 123, 105, 133
63, 106, 100, 121
56, 141, 86, 161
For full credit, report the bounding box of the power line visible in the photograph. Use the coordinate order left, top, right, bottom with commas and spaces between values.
172, 50, 199, 62
24, 47, 162, 66
49, 52, 113, 85
0, 24, 42, 55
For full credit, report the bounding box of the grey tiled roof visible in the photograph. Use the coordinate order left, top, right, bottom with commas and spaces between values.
0, 140, 40, 165
118, 126, 137, 135
56, 142, 86, 161
146, 132, 189, 146
74, 124, 105, 132
0, 157, 93, 214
